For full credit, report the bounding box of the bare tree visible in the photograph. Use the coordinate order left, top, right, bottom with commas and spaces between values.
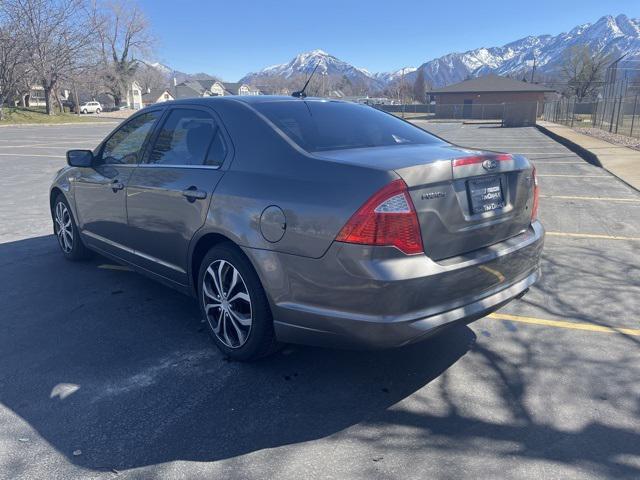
413, 68, 426, 103
2, 0, 94, 115
561, 45, 610, 101
0, 22, 27, 119
136, 62, 168, 94
93, 0, 153, 107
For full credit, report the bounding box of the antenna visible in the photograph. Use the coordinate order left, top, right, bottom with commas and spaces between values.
292, 61, 321, 98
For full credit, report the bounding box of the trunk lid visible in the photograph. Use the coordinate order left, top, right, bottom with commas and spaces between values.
318, 144, 535, 260
397, 150, 535, 260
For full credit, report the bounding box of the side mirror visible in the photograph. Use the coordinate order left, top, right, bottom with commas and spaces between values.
66, 149, 94, 167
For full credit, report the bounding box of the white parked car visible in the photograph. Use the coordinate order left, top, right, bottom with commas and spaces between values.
79, 101, 102, 114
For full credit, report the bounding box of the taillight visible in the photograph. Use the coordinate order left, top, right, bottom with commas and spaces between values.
531, 167, 540, 221
336, 179, 423, 255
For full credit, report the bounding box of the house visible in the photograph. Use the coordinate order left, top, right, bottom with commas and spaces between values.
255, 85, 290, 96
174, 79, 260, 99
175, 81, 204, 99
25, 85, 46, 107
427, 74, 555, 127
22, 85, 72, 109
124, 81, 143, 110
141, 88, 175, 106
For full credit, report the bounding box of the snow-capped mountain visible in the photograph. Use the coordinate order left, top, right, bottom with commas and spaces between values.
239, 14, 640, 92
407, 14, 640, 87
242, 49, 369, 79
240, 49, 384, 92
373, 67, 417, 84
148, 14, 640, 95
144, 61, 173, 76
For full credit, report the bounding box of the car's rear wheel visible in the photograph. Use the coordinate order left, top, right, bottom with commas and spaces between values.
52, 194, 91, 261
198, 243, 277, 361
95, 108, 101, 114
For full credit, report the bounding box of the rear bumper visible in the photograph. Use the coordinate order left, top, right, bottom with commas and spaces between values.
244, 221, 544, 349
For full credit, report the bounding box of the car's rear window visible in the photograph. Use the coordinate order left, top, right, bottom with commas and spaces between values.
252, 100, 440, 152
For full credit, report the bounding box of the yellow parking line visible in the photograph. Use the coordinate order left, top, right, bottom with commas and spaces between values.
546, 232, 640, 241
537, 174, 611, 178
541, 195, 640, 203
488, 313, 640, 336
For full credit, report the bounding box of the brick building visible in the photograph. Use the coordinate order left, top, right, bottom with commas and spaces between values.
428, 75, 555, 127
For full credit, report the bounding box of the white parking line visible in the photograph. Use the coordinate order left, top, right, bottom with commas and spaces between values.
0, 141, 94, 148
0, 153, 65, 158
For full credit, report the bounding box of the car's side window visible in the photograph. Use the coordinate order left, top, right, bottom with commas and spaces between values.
99, 112, 160, 165
148, 108, 227, 167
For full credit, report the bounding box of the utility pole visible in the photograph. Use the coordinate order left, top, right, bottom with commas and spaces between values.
530, 54, 536, 83
401, 67, 406, 118
173, 73, 178, 100
322, 72, 327, 98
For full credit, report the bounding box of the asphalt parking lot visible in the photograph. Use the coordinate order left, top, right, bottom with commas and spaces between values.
1, 121, 639, 479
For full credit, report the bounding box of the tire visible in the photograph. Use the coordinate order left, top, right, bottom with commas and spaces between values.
52, 194, 92, 261
95, 108, 101, 114
82, 109, 87, 114
198, 243, 278, 361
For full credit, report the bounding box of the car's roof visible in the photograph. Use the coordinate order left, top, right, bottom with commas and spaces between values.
162, 96, 345, 107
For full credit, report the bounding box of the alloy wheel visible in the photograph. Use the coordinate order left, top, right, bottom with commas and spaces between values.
202, 259, 252, 348
54, 202, 73, 253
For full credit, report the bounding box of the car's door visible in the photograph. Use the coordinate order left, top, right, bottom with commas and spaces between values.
125, 106, 231, 285
73, 110, 161, 257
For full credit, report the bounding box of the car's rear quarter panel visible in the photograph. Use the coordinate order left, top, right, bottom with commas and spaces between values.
208, 100, 396, 258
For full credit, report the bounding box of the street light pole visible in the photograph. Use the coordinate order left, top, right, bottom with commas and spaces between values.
401, 67, 406, 118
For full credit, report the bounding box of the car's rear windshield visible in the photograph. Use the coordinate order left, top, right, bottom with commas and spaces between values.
252, 100, 441, 152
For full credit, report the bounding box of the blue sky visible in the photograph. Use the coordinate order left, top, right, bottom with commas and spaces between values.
139, 0, 640, 81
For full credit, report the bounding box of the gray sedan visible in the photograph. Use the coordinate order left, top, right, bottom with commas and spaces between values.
50, 96, 544, 360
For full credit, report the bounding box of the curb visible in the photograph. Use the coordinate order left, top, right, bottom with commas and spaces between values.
535, 123, 639, 193
535, 123, 602, 168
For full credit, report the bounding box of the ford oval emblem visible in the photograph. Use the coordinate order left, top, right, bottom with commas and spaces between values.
482, 159, 498, 171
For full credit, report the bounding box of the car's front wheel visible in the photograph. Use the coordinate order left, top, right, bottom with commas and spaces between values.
81, 109, 87, 114
198, 243, 277, 361
52, 194, 91, 261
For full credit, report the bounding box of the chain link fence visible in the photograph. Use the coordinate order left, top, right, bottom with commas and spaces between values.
542, 96, 640, 139
377, 102, 541, 127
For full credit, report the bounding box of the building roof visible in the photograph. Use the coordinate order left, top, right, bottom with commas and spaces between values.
141, 88, 173, 102
428, 75, 555, 94
221, 82, 242, 94
175, 82, 204, 99
196, 79, 217, 91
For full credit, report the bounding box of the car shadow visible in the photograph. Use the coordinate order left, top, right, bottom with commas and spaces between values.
0, 235, 475, 473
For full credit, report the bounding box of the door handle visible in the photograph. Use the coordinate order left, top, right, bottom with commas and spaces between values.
111, 180, 124, 192
182, 186, 207, 202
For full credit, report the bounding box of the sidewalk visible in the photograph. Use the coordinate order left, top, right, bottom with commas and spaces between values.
536, 121, 640, 192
